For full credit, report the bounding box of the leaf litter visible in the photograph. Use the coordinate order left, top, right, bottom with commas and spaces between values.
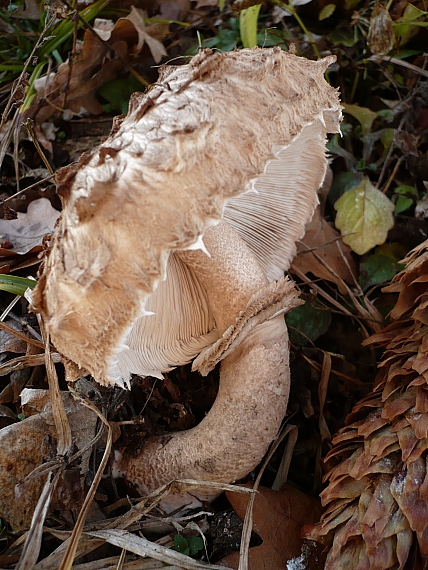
0, 0, 428, 568
0, 199, 60, 255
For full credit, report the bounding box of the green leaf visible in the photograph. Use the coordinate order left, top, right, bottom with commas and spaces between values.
218, 0, 226, 10
328, 28, 357, 47
0, 63, 25, 71
377, 109, 395, 122
285, 304, 331, 346
98, 75, 142, 114
329, 171, 363, 205
359, 254, 403, 290
334, 177, 395, 255
257, 29, 289, 46
392, 185, 416, 215
394, 4, 428, 44
188, 535, 204, 556
345, 0, 360, 10
394, 184, 417, 196
239, 5, 261, 48
325, 134, 358, 169
356, 158, 366, 171
380, 128, 395, 153
398, 3, 427, 22
342, 103, 378, 135
173, 534, 189, 555
319, 4, 336, 20
394, 195, 413, 214
0, 275, 36, 296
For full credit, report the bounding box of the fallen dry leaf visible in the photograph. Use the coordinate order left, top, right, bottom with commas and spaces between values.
220, 483, 325, 570
34, 35, 128, 122
291, 205, 357, 294
158, 0, 191, 21
0, 321, 28, 353
31, 8, 166, 125
0, 389, 97, 531
0, 198, 60, 254
122, 7, 167, 63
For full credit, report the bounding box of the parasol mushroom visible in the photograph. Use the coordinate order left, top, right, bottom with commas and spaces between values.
33, 47, 341, 509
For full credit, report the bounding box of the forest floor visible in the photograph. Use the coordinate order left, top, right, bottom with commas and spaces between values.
0, 0, 427, 568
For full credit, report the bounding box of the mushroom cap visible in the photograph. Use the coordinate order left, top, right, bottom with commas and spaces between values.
33, 47, 341, 387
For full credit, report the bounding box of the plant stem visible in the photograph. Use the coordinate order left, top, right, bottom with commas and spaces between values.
0, 14, 56, 130
275, 0, 321, 58
23, 118, 55, 176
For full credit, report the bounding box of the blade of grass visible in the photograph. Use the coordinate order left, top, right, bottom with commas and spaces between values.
20, 0, 112, 114
0, 275, 37, 296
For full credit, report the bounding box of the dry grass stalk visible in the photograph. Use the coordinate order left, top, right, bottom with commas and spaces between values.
89, 528, 229, 570
0, 352, 61, 377
16, 470, 62, 570
58, 391, 112, 570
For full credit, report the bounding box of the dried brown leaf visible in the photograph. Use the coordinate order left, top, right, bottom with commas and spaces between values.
291, 205, 357, 294
0, 198, 59, 255
0, 321, 29, 353
122, 7, 167, 62
32, 9, 165, 125
367, 4, 394, 55
0, 390, 97, 531
221, 484, 325, 570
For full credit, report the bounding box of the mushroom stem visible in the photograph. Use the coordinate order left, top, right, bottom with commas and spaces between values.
113, 222, 301, 510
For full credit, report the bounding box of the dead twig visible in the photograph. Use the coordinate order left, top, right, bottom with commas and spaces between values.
318, 351, 332, 442
0, 352, 61, 376
0, 320, 45, 350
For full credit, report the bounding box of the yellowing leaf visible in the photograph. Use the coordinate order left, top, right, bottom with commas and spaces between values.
319, 4, 336, 20
394, 4, 428, 45
342, 103, 378, 135
239, 5, 261, 48
334, 177, 395, 255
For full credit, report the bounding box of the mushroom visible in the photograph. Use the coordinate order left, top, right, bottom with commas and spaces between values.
33, 47, 341, 509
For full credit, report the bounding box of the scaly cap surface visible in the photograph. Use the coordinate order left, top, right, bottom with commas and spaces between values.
33, 47, 341, 386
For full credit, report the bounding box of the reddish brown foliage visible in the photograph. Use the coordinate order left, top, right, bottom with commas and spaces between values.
304, 240, 428, 569
221, 484, 325, 570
